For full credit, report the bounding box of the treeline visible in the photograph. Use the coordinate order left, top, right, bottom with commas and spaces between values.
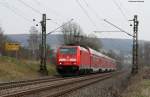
0, 22, 126, 68
61, 22, 102, 51
0, 26, 41, 60
61, 22, 124, 70
0, 27, 14, 56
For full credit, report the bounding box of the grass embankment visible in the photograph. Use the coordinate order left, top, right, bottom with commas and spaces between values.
123, 68, 150, 97
0, 56, 56, 82
124, 79, 150, 97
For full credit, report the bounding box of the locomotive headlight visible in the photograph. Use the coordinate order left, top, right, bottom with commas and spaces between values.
59, 62, 62, 64
59, 59, 66, 61
73, 62, 76, 65
70, 59, 77, 61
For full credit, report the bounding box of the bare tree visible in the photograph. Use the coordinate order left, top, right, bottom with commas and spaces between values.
0, 27, 14, 56
81, 34, 102, 51
0, 27, 7, 56
0, 27, 4, 46
28, 26, 40, 60
0, 27, 4, 55
61, 22, 102, 51
61, 22, 83, 45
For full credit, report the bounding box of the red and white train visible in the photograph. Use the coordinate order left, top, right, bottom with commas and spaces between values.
56, 46, 117, 75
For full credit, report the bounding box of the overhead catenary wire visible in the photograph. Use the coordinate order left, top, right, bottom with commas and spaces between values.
81, 0, 131, 35
31, 0, 71, 26
17, 0, 42, 15
32, 0, 68, 21
0, 2, 33, 23
15, 0, 60, 25
47, 18, 74, 35
104, 19, 133, 37
75, 0, 96, 27
32, 0, 41, 5
112, 0, 129, 24
81, 0, 111, 31
3, 0, 68, 30
117, 0, 133, 24
117, 0, 129, 14
82, 0, 103, 21
94, 31, 123, 33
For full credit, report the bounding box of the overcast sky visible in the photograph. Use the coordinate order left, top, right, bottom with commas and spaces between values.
0, 0, 148, 40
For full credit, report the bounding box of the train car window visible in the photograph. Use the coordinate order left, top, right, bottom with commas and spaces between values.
60, 48, 76, 54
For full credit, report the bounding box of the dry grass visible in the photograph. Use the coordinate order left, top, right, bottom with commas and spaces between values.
123, 79, 150, 97
0, 56, 56, 82
122, 68, 150, 97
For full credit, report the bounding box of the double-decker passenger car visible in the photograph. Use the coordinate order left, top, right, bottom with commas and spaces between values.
56, 46, 116, 75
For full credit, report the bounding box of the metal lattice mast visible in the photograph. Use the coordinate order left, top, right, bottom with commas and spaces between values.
131, 15, 139, 74
40, 14, 48, 75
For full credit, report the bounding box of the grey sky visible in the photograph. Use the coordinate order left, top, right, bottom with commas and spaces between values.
0, 0, 148, 40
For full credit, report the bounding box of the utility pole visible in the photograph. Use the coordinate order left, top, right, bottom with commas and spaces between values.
130, 15, 139, 74
40, 14, 48, 75
97, 16, 139, 74
37, 17, 73, 75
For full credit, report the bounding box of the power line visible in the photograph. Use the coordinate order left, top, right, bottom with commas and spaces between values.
82, 0, 103, 21
47, 18, 74, 35
117, 0, 129, 14
103, 19, 133, 37
17, 0, 42, 15
81, 0, 129, 33
112, 0, 129, 23
0, 2, 32, 23
31, 0, 71, 26
75, 0, 96, 26
32, 0, 67, 21
82, 0, 111, 31
32, 0, 41, 5
94, 31, 123, 33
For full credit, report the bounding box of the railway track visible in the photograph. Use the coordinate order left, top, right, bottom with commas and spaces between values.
0, 72, 116, 97
0, 76, 64, 90
47, 73, 112, 97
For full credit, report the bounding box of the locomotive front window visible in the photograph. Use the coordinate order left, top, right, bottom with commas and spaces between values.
60, 48, 76, 54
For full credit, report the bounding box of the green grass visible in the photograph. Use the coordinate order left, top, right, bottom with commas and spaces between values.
0, 56, 56, 82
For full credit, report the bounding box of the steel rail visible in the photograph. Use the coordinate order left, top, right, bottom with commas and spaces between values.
47, 74, 112, 97
0, 73, 113, 97
0, 76, 63, 90
48, 70, 125, 97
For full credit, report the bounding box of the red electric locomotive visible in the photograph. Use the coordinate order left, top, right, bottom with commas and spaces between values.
56, 46, 116, 75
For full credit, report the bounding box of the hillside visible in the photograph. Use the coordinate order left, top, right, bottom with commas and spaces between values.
0, 56, 56, 82
7, 34, 150, 56
7, 34, 134, 54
